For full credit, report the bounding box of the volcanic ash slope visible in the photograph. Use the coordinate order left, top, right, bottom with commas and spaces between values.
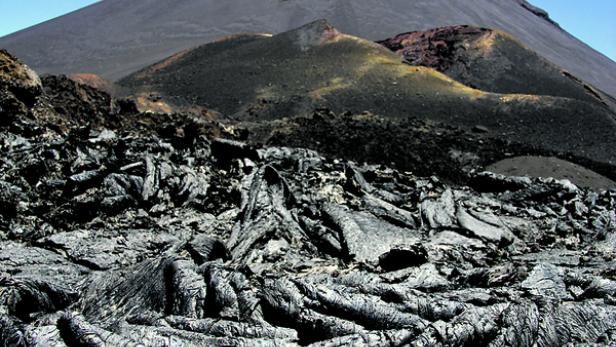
121, 20, 616, 168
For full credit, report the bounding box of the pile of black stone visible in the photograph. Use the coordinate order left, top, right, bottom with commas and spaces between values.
2, 50, 616, 347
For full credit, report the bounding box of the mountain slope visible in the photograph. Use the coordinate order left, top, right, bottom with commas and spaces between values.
0, 0, 615, 100
119, 21, 616, 169
120, 22, 487, 117
378, 25, 610, 107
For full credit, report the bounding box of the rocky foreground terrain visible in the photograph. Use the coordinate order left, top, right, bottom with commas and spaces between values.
2, 44, 616, 347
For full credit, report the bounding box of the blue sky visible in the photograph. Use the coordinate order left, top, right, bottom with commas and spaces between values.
530, 0, 616, 61
0, 0, 614, 61
0, 1, 100, 36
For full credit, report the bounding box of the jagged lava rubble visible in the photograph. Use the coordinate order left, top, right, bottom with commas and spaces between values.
2, 51, 616, 346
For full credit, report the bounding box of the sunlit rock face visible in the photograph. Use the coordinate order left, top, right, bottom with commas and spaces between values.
0, 49, 42, 113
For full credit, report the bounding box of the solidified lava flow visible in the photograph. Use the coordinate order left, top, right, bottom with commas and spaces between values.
2, 44, 616, 347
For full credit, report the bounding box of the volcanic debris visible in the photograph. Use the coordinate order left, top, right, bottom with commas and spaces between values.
2, 47, 616, 346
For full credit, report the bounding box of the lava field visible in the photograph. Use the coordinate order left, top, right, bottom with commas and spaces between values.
2, 48, 616, 346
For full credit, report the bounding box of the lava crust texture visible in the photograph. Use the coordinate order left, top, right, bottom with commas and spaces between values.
2, 50, 616, 347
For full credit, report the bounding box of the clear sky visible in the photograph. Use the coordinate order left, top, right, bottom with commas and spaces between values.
0, 1, 100, 36
530, 0, 616, 62
0, 1, 614, 61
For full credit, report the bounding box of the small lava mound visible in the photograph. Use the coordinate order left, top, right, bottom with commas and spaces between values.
68, 73, 117, 95
487, 156, 616, 191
